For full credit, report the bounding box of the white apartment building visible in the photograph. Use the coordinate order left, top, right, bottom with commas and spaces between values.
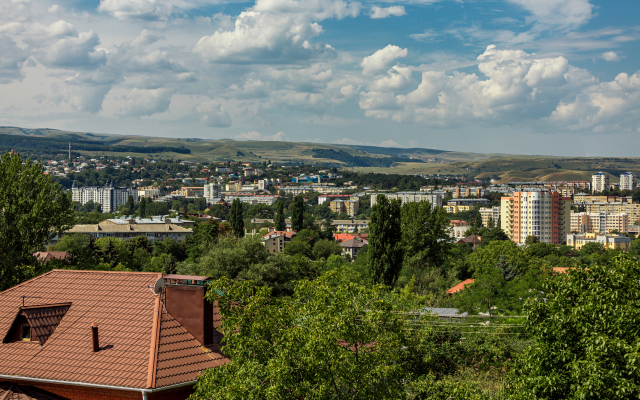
370, 192, 442, 209
479, 206, 501, 227
592, 172, 609, 193
71, 182, 138, 213
203, 183, 222, 200
620, 172, 637, 191
137, 187, 160, 198
570, 211, 628, 234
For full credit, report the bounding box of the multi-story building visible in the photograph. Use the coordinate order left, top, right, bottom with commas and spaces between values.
224, 195, 280, 205
620, 172, 637, 191
592, 172, 609, 193
330, 200, 360, 217
137, 186, 160, 199
501, 189, 571, 244
444, 205, 472, 213
447, 220, 469, 240
173, 187, 205, 198
570, 211, 628, 234
370, 192, 442, 209
584, 202, 640, 227
453, 187, 487, 198
204, 183, 221, 200
71, 182, 138, 213
278, 186, 315, 196
480, 206, 501, 227
447, 199, 490, 207
567, 232, 631, 251
331, 219, 370, 233
51, 221, 193, 245
573, 194, 633, 204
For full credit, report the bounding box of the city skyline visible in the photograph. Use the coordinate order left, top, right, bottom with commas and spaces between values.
1, 0, 639, 156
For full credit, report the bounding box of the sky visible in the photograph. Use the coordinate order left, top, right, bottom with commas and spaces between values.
1, 0, 639, 156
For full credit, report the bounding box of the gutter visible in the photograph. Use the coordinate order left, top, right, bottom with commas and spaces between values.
0, 374, 196, 398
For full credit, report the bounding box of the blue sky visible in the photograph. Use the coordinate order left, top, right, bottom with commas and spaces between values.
1, 0, 639, 156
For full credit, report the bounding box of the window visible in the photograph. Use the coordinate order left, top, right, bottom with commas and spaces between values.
21, 324, 31, 341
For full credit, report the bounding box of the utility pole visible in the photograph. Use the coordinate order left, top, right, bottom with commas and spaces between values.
69, 142, 71, 160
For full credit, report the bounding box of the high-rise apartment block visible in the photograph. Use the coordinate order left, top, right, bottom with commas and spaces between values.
71, 183, 138, 213
204, 183, 221, 200
570, 211, 628, 234
501, 189, 571, 244
592, 172, 609, 193
480, 206, 501, 227
371, 192, 442, 209
330, 200, 360, 217
620, 172, 637, 191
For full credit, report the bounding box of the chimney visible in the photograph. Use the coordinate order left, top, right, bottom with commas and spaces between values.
164, 275, 213, 346
91, 322, 99, 352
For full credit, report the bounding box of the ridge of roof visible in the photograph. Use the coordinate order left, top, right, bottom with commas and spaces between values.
146, 294, 162, 389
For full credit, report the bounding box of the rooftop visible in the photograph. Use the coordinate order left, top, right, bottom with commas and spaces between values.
0, 270, 227, 390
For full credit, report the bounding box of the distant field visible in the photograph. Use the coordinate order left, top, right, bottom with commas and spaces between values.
351, 156, 640, 183
2, 126, 639, 182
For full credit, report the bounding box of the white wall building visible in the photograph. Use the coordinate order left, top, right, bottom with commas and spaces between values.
620, 172, 637, 191
71, 183, 138, 213
592, 172, 609, 193
203, 183, 221, 200
370, 192, 442, 209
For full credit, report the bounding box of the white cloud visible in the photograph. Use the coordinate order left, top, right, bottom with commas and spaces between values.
97, 0, 174, 21
361, 44, 407, 75
370, 6, 406, 19
235, 131, 288, 141
602, 51, 620, 62
196, 99, 231, 127
38, 31, 107, 69
507, 0, 593, 30
550, 71, 640, 131
117, 88, 172, 117
360, 45, 592, 126
0, 36, 29, 83
370, 65, 414, 91
194, 0, 359, 64
380, 139, 399, 147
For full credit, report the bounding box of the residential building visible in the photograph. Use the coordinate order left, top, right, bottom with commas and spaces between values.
104, 216, 196, 228
0, 270, 228, 400
584, 202, 640, 227
340, 237, 367, 259
174, 187, 205, 198
370, 192, 442, 208
620, 172, 637, 190
203, 183, 221, 200
263, 231, 297, 253
448, 224, 468, 240
453, 187, 486, 198
456, 235, 482, 249
331, 219, 369, 233
53, 221, 193, 245
573, 194, 633, 204
592, 172, 609, 193
244, 168, 255, 177
71, 182, 138, 213
216, 166, 229, 174
318, 194, 352, 205
567, 232, 631, 251
447, 279, 474, 297
479, 206, 501, 227
224, 194, 280, 205
138, 186, 161, 199
278, 186, 314, 196
225, 181, 243, 192
447, 198, 490, 207
330, 200, 360, 217
444, 205, 472, 213
501, 189, 571, 244
570, 211, 628, 234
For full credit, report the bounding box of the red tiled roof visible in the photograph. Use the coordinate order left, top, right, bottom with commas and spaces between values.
446, 279, 474, 295
333, 234, 355, 242
0, 270, 228, 390
264, 230, 297, 239
32, 252, 68, 263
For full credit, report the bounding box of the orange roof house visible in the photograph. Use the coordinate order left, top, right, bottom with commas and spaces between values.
446, 279, 475, 297
0, 270, 228, 400
333, 233, 356, 242
32, 252, 69, 263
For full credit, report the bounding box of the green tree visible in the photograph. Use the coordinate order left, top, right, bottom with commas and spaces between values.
229, 199, 245, 237
191, 273, 410, 400
291, 194, 305, 231
312, 239, 343, 260
53, 233, 98, 269
0, 153, 75, 289
284, 237, 312, 258
126, 195, 135, 215
401, 201, 453, 270
524, 235, 539, 245
139, 197, 147, 218
274, 200, 286, 231
146, 200, 169, 216
474, 210, 483, 228
508, 255, 640, 399
185, 220, 220, 261
368, 194, 403, 286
